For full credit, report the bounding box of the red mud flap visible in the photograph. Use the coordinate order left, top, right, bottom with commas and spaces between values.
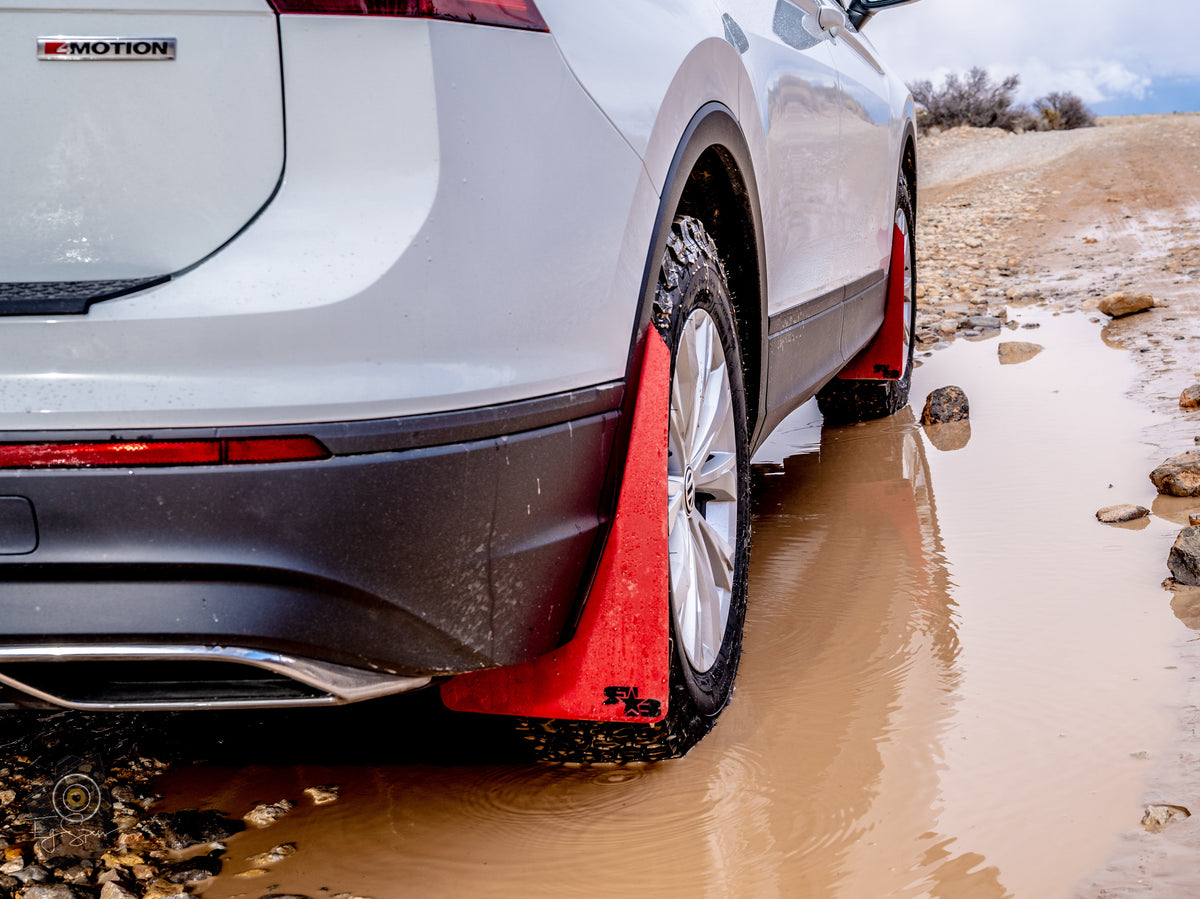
837, 222, 908, 381
440, 333, 671, 723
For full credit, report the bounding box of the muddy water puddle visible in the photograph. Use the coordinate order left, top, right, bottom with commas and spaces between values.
158, 308, 1194, 899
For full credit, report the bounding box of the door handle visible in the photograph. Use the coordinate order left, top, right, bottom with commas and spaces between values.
818, 6, 847, 36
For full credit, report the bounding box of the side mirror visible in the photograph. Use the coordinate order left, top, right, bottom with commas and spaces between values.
847, 0, 920, 30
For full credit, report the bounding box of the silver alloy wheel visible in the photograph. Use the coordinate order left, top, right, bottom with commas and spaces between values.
897, 204, 914, 364
667, 307, 739, 673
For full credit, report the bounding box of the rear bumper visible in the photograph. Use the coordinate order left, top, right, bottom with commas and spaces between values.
0, 386, 620, 709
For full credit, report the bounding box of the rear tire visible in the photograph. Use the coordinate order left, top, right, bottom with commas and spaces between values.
520, 217, 751, 763
817, 173, 917, 425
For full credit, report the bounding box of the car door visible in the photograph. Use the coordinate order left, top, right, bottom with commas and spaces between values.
821, 0, 901, 358
719, 0, 854, 419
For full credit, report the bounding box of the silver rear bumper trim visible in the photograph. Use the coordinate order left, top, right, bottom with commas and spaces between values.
0, 644, 432, 711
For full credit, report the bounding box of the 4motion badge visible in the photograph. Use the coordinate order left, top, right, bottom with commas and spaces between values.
38, 38, 176, 61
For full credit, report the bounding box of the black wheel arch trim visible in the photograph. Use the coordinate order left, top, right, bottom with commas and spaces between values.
619, 102, 768, 469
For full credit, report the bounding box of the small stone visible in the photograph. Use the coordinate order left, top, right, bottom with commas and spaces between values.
1181, 385, 1200, 409
1151, 450, 1200, 497
921, 386, 969, 424
1169, 527, 1200, 586
246, 844, 297, 868
303, 785, 339, 806
100, 882, 139, 899
0, 875, 18, 892
236, 868, 270, 879
162, 855, 222, 884
22, 886, 91, 899
1143, 804, 1190, 833
1191, 514, 1200, 527
998, 341, 1043, 365
142, 881, 188, 899
967, 315, 1003, 330
143, 810, 245, 850
244, 800, 295, 828
1097, 505, 1150, 523
1099, 291, 1156, 318
0, 790, 14, 808
10, 865, 47, 884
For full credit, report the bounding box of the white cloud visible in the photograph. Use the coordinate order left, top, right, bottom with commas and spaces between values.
867, 0, 1200, 109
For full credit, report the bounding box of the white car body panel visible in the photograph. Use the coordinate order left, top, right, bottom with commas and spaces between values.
0, 19, 648, 429
0, 1, 915, 433
0, 1, 283, 281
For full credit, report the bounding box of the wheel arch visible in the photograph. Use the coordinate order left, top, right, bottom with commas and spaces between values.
627, 102, 768, 446
900, 120, 918, 218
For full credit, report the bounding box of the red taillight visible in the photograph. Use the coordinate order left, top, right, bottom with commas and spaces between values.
0, 437, 330, 469
266, 0, 548, 31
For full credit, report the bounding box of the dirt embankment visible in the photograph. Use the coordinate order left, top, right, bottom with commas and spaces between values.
917, 114, 1200, 898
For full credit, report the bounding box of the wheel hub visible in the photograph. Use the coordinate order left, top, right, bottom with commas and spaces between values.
667, 307, 739, 674
683, 465, 696, 515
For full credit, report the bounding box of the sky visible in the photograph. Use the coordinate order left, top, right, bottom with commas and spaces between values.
865, 0, 1200, 117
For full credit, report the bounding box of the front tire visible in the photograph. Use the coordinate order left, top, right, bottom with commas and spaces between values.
520, 217, 751, 763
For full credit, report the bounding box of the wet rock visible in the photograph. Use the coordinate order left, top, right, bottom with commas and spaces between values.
21, 885, 94, 899
142, 810, 245, 850
0, 876, 18, 893
99, 883, 137, 899
36, 825, 106, 862
235, 868, 270, 879
244, 800, 295, 828
1191, 513, 1200, 527
1096, 505, 1150, 523
246, 844, 297, 868
256, 895, 311, 899
966, 315, 1003, 330
1142, 804, 1190, 833
998, 341, 1043, 365
1168, 527, 1200, 586
1099, 291, 1156, 318
141, 882, 186, 899
11, 865, 49, 884
161, 855, 222, 884
1150, 450, 1200, 497
303, 785, 339, 806
921, 386, 969, 424
1180, 384, 1200, 409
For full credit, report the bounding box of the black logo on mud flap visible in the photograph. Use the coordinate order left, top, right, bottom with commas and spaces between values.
603, 686, 662, 718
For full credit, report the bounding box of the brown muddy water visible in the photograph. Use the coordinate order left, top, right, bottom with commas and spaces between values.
145, 306, 1198, 899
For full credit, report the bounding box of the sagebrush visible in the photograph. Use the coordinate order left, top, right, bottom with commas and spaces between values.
910, 68, 1096, 133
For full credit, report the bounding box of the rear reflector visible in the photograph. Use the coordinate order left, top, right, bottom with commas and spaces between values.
0, 437, 330, 469
267, 0, 548, 31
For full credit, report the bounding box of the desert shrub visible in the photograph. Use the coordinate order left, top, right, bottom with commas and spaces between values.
1034, 91, 1097, 130
909, 67, 1025, 131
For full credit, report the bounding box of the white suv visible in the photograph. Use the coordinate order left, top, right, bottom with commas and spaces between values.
0, 0, 919, 761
